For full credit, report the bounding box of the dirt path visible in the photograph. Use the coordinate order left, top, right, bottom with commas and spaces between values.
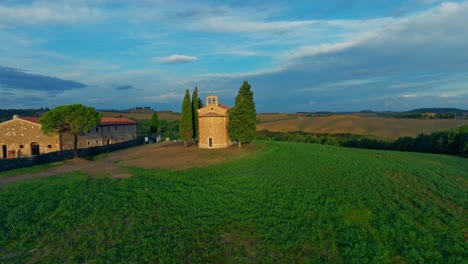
0, 141, 261, 185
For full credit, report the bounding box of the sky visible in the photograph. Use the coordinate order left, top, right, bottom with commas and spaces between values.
0, 0, 467, 113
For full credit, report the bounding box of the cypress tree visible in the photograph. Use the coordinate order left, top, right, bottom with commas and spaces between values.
150, 111, 159, 136
198, 97, 204, 108
228, 80, 256, 147
191, 86, 199, 139
179, 89, 193, 147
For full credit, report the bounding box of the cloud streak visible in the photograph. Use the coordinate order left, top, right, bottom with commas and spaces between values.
0, 2, 102, 27
154, 54, 198, 64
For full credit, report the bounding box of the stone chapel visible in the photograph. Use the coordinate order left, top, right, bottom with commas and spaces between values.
197, 95, 232, 148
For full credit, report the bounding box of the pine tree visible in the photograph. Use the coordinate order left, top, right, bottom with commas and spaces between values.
228, 80, 256, 147
179, 89, 193, 147
40, 104, 101, 157
191, 86, 199, 139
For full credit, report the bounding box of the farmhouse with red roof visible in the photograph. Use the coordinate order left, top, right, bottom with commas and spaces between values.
0, 115, 137, 159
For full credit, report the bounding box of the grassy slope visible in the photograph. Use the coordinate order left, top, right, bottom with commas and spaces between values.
257, 115, 468, 139
0, 142, 466, 263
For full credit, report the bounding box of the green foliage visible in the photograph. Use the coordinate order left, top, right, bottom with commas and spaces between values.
0, 142, 466, 262
159, 120, 180, 139
135, 119, 179, 139
134, 119, 150, 137
40, 104, 101, 135
39, 104, 101, 157
179, 89, 193, 146
191, 86, 199, 139
198, 97, 204, 108
149, 112, 159, 135
228, 81, 257, 147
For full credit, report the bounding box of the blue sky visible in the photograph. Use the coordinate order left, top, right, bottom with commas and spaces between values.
0, 0, 467, 113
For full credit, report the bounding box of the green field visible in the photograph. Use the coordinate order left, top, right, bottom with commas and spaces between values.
1, 142, 467, 263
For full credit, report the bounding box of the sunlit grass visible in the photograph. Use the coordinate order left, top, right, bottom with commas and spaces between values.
1, 141, 466, 263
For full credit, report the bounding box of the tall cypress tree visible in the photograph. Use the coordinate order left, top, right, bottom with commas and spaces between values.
228, 80, 256, 147
150, 111, 159, 136
191, 86, 199, 139
179, 89, 193, 147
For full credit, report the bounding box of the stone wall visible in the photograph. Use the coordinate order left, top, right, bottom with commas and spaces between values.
0, 137, 144, 172
198, 116, 231, 148
0, 117, 60, 158
61, 124, 138, 149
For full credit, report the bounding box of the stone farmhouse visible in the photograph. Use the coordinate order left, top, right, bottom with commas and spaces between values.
0, 115, 137, 159
197, 95, 232, 148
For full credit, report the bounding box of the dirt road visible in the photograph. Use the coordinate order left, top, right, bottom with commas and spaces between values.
0, 141, 259, 185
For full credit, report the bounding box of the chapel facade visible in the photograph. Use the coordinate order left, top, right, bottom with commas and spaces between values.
197, 95, 232, 148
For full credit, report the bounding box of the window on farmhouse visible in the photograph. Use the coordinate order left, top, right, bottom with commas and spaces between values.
19, 145, 24, 148
96, 127, 99, 132
47, 145, 52, 148
88, 142, 90, 146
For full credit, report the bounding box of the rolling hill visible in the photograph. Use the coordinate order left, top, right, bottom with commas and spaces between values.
257, 114, 468, 139
0, 141, 466, 262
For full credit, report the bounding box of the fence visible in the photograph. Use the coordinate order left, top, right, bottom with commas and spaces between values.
0, 138, 144, 172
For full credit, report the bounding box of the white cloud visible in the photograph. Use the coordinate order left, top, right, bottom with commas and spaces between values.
437, 93, 457, 98
154, 54, 197, 64
0, 2, 103, 26
325, 79, 382, 87
401, 94, 419, 98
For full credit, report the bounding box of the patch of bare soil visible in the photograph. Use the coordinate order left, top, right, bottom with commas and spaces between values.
0, 141, 263, 185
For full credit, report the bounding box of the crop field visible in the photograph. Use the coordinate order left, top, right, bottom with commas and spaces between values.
98, 110, 468, 139
0, 142, 467, 262
257, 115, 468, 139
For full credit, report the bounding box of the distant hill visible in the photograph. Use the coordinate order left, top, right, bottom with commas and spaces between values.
0, 109, 47, 123
98, 110, 180, 121
406, 108, 467, 114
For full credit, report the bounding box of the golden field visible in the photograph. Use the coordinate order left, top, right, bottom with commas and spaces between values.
257, 114, 468, 139
99, 110, 468, 139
